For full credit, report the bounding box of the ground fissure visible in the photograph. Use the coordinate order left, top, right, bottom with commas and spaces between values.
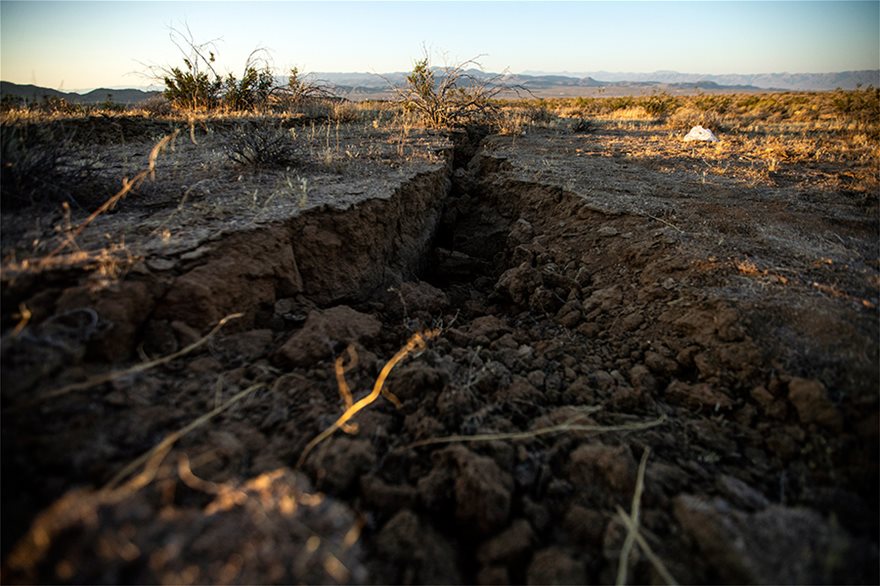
1, 120, 877, 584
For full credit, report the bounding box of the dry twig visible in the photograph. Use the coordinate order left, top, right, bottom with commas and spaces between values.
616, 447, 650, 585
296, 329, 440, 468
406, 414, 667, 449
614, 447, 678, 586
105, 382, 265, 491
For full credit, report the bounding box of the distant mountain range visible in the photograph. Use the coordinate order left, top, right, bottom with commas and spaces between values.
2, 69, 876, 105
0, 81, 159, 104
305, 70, 764, 97
522, 70, 880, 91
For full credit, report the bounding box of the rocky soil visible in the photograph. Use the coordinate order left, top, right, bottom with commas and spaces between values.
1, 117, 877, 584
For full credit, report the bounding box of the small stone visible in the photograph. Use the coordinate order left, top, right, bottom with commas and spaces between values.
274, 305, 380, 367
562, 505, 606, 546
597, 226, 619, 237
787, 378, 842, 431
477, 565, 510, 585
146, 257, 176, 272
629, 364, 657, 393
569, 443, 636, 500
674, 495, 859, 584
644, 350, 678, 376
716, 475, 770, 511
189, 356, 222, 374
590, 370, 616, 390
469, 315, 509, 341
620, 312, 644, 332
526, 548, 586, 585
216, 329, 274, 361
360, 476, 417, 512
477, 519, 535, 564
526, 370, 546, 389
666, 380, 733, 411
583, 285, 622, 313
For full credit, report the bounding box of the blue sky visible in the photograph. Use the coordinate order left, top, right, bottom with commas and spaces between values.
1, 1, 878, 91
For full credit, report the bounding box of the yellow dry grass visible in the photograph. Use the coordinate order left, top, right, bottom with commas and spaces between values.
615, 447, 678, 586
405, 414, 667, 448
296, 328, 440, 468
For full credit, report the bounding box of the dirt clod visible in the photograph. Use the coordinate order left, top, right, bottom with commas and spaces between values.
787, 377, 843, 431
275, 305, 381, 367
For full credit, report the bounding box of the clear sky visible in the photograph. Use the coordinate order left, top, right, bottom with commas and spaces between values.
1, 1, 878, 91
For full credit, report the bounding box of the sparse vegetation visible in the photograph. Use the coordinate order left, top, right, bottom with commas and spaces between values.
394, 54, 505, 129
0, 124, 97, 209
1, 70, 878, 586
223, 121, 297, 168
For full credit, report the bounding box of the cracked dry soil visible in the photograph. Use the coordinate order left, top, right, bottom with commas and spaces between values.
1, 118, 877, 584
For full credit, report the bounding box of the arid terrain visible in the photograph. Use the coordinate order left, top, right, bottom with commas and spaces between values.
1, 91, 878, 584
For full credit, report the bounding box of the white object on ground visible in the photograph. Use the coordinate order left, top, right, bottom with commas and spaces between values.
683, 125, 719, 142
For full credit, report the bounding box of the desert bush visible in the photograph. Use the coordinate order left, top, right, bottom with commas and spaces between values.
223, 64, 275, 111
831, 86, 880, 129
667, 106, 723, 130
276, 68, 335, 110
1, 94, 26, 112
604, 96, 637, 114
0, 124, 98, 209
158, 28, 280, 113
223, 121, 297, 169
525, 102, 557, 125
139, 95, 173, 116
163, 60, 222, 111
692, 94, 733, 115
643, 92, 679, 119
395, 54, 504, 129
571, 117, 596, 133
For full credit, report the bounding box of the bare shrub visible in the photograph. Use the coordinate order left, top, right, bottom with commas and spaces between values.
571, 117, 596, 133
223, 121, 297, 169
394, 53, 505, 129
139, 95, 173, 116
275, 68, 336, 112
0, 124, 98, 209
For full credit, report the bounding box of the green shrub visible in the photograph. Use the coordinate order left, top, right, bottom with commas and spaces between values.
163, 59, 222, 111
223, 66, 274, 111
643, 92, 679, 118
832, 86, 880, 128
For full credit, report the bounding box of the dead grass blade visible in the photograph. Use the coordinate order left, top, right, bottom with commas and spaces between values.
615, 507, 679, 586
22, 312, 243, 407
11, 303, 32, 336
105, 382, 265, 491
296, 329, 440, 468
614, 446, 678, 586
405, 415, 667, 449
46, 129, 180, 260
616, 447, 650, 586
